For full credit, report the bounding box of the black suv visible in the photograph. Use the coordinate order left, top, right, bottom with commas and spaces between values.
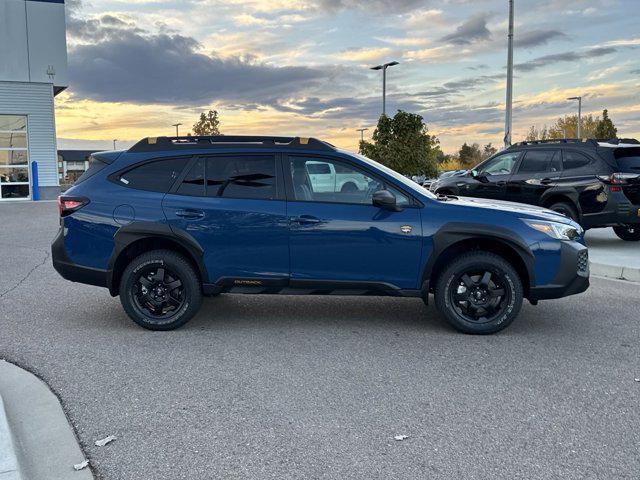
430, 139, 640, 240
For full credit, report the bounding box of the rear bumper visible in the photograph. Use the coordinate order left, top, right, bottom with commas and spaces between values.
529, 241, 589, 301
582, 192, 640, 228
51, 227, 109, 288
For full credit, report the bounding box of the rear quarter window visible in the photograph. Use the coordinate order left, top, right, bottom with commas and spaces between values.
614, 148, 640, 173
118, 158, 186, 192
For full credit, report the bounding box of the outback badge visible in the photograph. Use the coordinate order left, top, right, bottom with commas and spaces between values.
400, 225, 412, 234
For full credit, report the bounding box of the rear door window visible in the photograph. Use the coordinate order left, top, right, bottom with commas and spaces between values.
118, 158, 186, 192
205, 155, 276, 199
517, 150, 559, 173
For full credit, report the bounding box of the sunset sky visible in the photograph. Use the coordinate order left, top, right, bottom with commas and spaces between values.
57, 0, 640, 153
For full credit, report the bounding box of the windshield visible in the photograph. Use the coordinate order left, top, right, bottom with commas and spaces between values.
350, 151, 437, 199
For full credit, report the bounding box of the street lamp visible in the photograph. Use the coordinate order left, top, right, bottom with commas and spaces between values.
356, 128, 369, 142
370, 61, 399, 117
172, 123, 183, 136
567, 96, 582, 139
504, 0, 515, 147
113, 139, 117, 150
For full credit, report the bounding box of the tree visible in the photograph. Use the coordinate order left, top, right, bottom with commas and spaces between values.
458, 142, 483, 168
547, 114, 599, 139
482, 143, 497, 160
525, 125, 548, 141
359, 111, 439, 177
595, 109, 617, 140
191, 110, 221, 136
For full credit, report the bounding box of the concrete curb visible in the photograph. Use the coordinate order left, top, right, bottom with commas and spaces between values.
0, 394, 21, 480
0, 361, 93, 480
590, 262, 640, 282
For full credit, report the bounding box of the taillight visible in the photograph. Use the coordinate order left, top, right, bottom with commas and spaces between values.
597, 173, 640, 185
58, 196, 89, 217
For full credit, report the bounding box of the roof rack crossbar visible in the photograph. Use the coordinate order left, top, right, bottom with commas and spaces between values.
513, 138, 600, 147
128, 135, 336, 153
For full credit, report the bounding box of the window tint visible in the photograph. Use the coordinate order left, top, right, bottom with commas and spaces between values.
289, 156, 410, 206
119, 158, 185, 192
563, 151, 591, 170
478, 152, 519, 175
177, 158, 205, 196
518, 150, 559, 173
306, 162, 331, 174
206, 156, 276, 199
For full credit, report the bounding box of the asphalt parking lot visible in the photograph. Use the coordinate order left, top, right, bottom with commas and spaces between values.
1, 201, 639, 479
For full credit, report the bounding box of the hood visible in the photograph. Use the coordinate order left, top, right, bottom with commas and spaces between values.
444, 195, 577, 225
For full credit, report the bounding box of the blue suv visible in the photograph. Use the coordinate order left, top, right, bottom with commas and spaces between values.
52, 136, 589, 334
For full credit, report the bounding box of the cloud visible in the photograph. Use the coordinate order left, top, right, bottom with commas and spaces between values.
440, 13, 491, 45
514, 47, 617, 72
67, 17, 332, 108
334, 47, 393, 62
316, 0, 429, 12
515, 29, 567, 48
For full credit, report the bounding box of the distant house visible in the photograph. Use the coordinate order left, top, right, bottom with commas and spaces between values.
57, 150, 97, 184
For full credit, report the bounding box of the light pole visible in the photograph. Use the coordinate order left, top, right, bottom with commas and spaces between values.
504, 0, 514, 148
356, 128, 369, 142
113, 139, 117, 150
370, 61, 399, 117
172, 123, 183, 136
567, 96, 582, 139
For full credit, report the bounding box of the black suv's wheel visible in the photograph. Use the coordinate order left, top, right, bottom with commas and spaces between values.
613, 225, 640, 241
548, 201, 578, 222
434, 252, 523, 334
119, 250, 203, 331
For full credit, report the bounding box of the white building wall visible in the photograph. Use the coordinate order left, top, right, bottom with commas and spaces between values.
0, 81, 58, 189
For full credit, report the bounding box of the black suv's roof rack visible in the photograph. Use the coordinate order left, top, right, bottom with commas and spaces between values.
128, 135, 336, 153
513, 138, 600, 147
598, 138, 640, 145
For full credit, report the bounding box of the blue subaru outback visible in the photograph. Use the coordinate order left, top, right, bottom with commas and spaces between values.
52, 136, 589, 334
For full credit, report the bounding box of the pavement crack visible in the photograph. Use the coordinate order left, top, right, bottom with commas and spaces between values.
0, 251, 50, 299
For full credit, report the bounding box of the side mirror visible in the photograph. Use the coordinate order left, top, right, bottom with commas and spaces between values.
372, 189, 399, 210
471, 170, 488, 182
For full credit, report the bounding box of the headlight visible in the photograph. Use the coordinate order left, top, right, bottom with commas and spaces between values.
522, 219, 580, 240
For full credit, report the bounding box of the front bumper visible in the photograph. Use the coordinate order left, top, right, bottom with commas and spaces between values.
528, 241, 589, 301
52, 227, 109, 288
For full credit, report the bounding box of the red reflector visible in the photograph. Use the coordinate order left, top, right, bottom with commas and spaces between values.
57, 196, 62, 216
611, 186, 622, 192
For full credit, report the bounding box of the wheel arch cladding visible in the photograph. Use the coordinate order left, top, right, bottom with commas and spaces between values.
423, 223, 535, 297
541, 191, 580, 212
107, 222, 208, 296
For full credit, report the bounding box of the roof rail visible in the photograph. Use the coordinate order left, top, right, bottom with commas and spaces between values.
128, 135, 336, 153
598, 138, 640, 145
513, 138, 599, 147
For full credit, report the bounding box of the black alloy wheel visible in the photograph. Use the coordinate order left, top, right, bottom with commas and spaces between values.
120, 250, 203, 330
435, 252, 523, 334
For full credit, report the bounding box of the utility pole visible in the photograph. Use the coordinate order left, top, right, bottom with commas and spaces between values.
370, 61, 399, 117
172, 123, 183, 136
567, 96, 582, 138
356, 128, 369, 142
504, 0, 514, 148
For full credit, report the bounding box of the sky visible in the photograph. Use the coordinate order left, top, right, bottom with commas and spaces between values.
56, 0, 640, 153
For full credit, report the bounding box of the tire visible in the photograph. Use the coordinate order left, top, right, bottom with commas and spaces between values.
340, 182, 358, 193
548, 201, 578, 222
434, 252, 523, 334
119, 249, 203, 331
613, 225, 640, 241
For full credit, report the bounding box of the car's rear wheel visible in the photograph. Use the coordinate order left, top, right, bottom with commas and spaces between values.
120, 250, 202, 331
434, 252, 523, 334
548, 201, 578, 222
613, 224, 640, 241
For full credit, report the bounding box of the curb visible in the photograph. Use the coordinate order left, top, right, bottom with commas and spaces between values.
0, 394, 21, 480
590, 262, 640, 282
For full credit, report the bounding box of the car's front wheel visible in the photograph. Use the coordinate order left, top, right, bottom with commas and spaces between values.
434, 252, 523, 334
613, 224, 640, 241
120, 250, 203, 330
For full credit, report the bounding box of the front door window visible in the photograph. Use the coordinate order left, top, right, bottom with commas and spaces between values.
0, 115, 29, 200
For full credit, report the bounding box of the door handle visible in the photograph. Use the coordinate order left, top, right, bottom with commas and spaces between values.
292, 215, 321, 225
175, 209, 205, 219
540, 178, 554, 185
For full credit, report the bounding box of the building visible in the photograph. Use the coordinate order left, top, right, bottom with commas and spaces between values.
57, 149, 96, 187
0, 0, 68, 200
